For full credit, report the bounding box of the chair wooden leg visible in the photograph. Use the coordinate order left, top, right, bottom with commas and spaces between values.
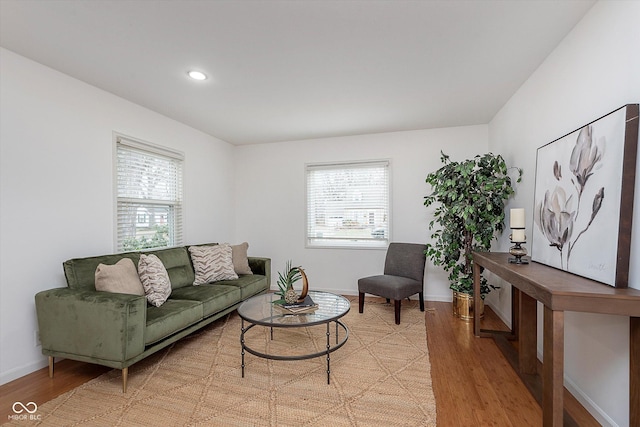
359, 292, 365, 313
394, 300, 401, 324
48, 356, 54, 378
122, 367, 128, 393
419, 292, 425, 312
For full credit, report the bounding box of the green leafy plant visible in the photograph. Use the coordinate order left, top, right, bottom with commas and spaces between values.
276, 260, 303, 297
424, 152, 522, 297
122, 225, 169, 251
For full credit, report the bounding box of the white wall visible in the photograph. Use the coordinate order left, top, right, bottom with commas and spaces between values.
0, 46, 489, 388
234, 125, 488, 301
0, 48, 236, 384
488, 2, 640, 426
4, 3, 636, 424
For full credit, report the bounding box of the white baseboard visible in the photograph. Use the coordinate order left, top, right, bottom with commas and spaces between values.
0, 357, 48, 386
563, 375, 618, 427
486, 302, 512, 329
269, 287, 452, 302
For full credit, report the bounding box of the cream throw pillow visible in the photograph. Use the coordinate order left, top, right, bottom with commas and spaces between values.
138, 254, 172, 307
189, 244, 238, 285
231, 242, 253, 275
95, 258, 145, 295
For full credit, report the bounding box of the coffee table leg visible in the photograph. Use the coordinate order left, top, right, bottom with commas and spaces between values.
335, 321, 339, 344
326, 322, 331, 384
241, 319, 246, 378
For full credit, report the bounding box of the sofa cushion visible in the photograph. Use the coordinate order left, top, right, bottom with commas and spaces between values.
138, 254, 172, 307
231, 242, 253, 275
145, 299, 203, 345
94, 258, 145, 296
145, 247, 194, 290
217, 274, 267, 299
170, 284, 241, 317
189, 244, 238, 285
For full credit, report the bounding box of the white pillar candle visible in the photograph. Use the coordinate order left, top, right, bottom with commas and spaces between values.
510, 208, 525, 229
511, 229, 526, 243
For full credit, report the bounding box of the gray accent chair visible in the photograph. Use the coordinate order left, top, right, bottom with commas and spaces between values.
358, 242, 426, 324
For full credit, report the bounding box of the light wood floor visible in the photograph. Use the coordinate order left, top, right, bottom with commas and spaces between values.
424, 301, 598, 426
1, 301, 598, 425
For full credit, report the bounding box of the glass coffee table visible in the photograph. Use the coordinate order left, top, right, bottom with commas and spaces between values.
237, 290, 350, 384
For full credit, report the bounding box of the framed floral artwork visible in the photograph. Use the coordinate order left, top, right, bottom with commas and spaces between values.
531, 104, 638, 288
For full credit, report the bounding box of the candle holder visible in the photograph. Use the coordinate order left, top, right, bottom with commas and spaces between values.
508, 208, 528, 264
508, 233, 529, 264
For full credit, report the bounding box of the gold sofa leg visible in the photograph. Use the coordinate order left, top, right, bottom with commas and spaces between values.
122, 367, 128, 393
48, 356, 54, 378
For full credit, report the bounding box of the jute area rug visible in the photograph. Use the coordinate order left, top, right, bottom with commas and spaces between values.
13, 298, 435, 426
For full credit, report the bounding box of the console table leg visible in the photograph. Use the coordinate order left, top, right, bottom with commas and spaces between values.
543, 306, 564, 427
512, 287, 520, 340
631, 317, 639, 427
519, 291, 537, 374
473, 261, 481, 337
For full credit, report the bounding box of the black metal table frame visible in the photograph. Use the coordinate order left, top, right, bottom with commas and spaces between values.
240, 317, 349, 384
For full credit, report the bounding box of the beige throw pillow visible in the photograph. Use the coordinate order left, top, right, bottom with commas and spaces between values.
189, 244, 238, 285
95, 258, 145, 295
138, 254, 172, 307
231, 242, 253, 275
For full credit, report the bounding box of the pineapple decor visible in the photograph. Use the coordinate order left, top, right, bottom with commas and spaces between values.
276, 260, 308, 304
284, 288, 299, 304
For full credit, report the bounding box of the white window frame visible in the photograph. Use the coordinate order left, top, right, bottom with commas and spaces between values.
305, 159, 391, 249
114, 134, 184, 252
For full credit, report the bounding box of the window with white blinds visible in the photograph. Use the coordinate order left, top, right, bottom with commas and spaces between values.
115, 135, 183, 252
306, 160, 390, 248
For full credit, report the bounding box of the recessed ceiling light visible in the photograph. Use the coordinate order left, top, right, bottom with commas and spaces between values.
188, 70, 207, 81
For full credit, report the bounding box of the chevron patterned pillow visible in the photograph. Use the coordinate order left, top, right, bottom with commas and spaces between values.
189, 244, 239, 285
138, 254, 172, 307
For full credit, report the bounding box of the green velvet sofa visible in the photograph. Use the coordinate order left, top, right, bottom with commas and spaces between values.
34, 244, 270, 392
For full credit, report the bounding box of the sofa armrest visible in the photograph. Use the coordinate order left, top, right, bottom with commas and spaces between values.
35, 288, 146, 364
248, 257, 271, 288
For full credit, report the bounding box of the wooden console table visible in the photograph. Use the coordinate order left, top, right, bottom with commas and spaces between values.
472, 252, 640, 427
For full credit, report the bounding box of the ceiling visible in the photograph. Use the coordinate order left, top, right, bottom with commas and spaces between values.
0, 0, 595, 145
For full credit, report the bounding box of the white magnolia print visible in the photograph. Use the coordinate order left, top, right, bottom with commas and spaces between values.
535, 126, 605, 270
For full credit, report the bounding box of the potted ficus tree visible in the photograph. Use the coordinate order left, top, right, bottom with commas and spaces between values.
424, 152, 522, 320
